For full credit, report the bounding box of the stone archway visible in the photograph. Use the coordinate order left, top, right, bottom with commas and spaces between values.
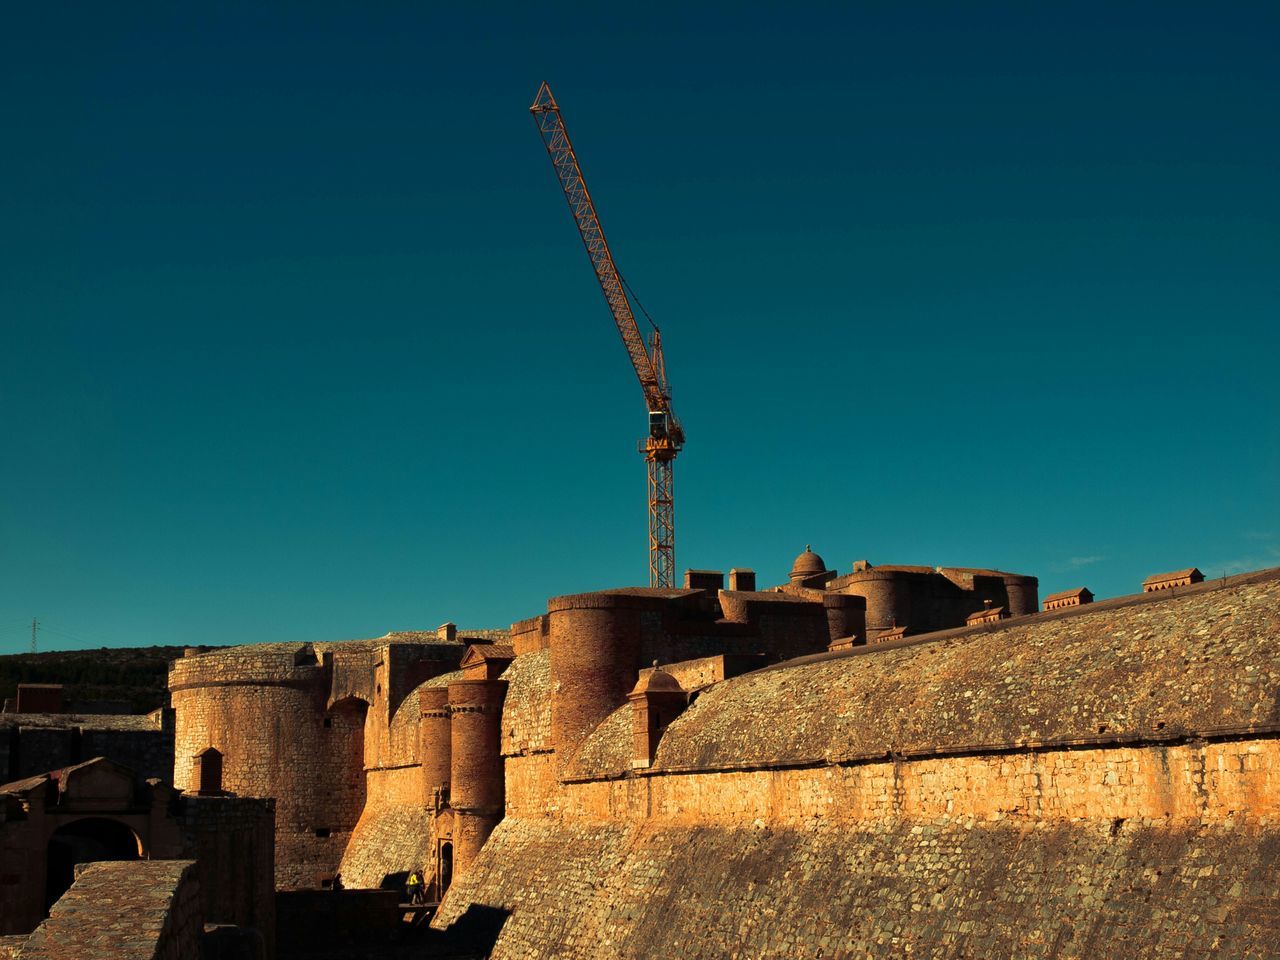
45, 817, 142, 909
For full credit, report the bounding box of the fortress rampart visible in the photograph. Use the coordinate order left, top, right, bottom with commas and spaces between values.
431, 570, 1280, 959
160, 546, 1279, 958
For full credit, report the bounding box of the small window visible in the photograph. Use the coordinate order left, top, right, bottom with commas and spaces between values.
324, 718, 332, 728
315, 827, 331, 838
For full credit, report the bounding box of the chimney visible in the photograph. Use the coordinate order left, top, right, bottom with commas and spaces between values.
438, 622, 458, 643
683, 570, 724, 591
191, 747, 223, 796
728, 568, 756, 592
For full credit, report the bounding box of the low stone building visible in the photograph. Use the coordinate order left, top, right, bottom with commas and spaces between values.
0, 756, 274, 950
0, 707, 174, 785
1043, 586, 1094, 610
1143, 567, 1204, 591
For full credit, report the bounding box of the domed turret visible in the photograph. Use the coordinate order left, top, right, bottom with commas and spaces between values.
629, 665, 684, 697
789, 545, 828, 583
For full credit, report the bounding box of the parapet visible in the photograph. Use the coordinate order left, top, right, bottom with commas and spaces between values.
546, 587, 700, 614
510, 614, 550, 656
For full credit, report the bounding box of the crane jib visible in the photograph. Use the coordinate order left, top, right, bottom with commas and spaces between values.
531, 81, 682, 589
530, 89, 675, 422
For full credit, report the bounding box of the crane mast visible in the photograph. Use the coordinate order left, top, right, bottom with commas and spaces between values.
530, 82, 684, 589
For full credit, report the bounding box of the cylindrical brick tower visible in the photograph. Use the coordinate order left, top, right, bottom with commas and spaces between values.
447, 678, 508, 877
169, 647, 367, 890
843, 571, 907, 633
1002, 574, 1040, 618
547, 592, 656, 765
452, 810, 498, 878
419, 687, 451, 802
824, 593, 867, 644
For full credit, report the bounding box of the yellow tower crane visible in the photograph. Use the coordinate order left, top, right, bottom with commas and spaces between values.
530, 82, 685, 589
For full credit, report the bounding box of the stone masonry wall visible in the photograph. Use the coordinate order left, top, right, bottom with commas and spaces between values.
338, 802, 437, 889
170, 646, 363, 888
338, 670, 461, 889
437, 816, 1279, 960
19, 860, 203, 960
0, 712, 172, 783
169, 635, 469, 890
177, 795, 276, 955
436, 572, 1280, 958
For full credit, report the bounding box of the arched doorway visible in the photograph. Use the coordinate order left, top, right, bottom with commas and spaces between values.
45, 817, 142, 909
439, 841, 453, 899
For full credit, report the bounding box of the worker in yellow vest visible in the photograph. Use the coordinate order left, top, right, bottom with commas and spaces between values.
406, 870, 422, 904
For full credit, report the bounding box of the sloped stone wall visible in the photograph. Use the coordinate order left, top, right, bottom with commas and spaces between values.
20, 860, 202, 960
338, 802, 437, 889
438, 816, 1280, 960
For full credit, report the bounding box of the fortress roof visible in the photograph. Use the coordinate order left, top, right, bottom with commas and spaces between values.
657, 570, 1279, 772
568, 569, 1280, 780
0, 712, 160, 733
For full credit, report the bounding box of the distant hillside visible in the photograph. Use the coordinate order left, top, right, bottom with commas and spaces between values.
0, 646, 212, 713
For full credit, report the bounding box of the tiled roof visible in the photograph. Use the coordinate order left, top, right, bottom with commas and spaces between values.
1143, 568, 1203, 585
1045, 587, 1092, 602
647, 572, 1280, 773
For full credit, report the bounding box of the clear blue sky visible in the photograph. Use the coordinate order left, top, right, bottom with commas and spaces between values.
2, 3, 1277, 653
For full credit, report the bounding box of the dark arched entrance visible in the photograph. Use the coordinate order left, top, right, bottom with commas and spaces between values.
439, 841, 453, 899
45, 817, 142, 909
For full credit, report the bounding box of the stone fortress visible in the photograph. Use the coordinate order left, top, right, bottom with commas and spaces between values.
3, 545, 1278, 958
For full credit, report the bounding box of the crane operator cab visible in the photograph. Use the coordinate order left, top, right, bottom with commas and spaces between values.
649, 410, 669, 440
